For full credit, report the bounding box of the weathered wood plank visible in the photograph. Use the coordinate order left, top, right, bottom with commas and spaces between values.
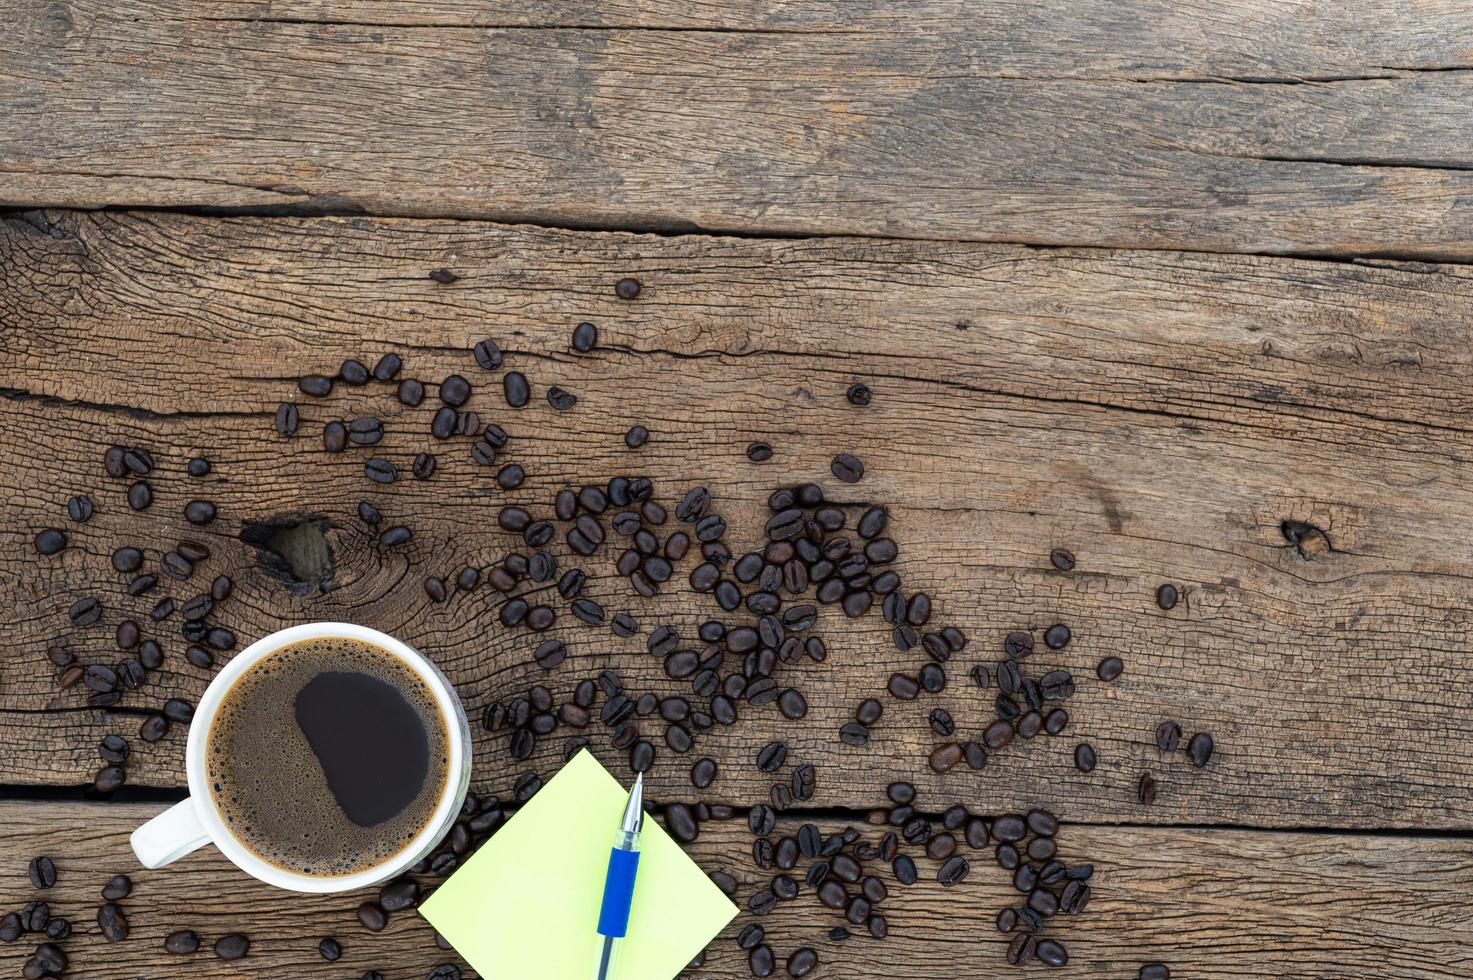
0, 801, 1466, 979
5, 2, 1473, 255
2, 211, 1472, 830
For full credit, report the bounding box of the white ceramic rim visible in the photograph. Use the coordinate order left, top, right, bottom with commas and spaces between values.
185, 622, 471, 893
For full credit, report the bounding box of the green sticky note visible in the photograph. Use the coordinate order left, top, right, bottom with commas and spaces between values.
420, 750, 737, 980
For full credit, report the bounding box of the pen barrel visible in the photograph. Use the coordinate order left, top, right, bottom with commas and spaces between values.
592, 934, 620, 980
596, 835, 641, 939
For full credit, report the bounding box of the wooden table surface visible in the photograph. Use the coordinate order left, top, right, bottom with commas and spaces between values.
4, 2, 1473, 977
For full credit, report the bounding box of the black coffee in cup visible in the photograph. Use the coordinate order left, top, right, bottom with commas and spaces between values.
206, 637, 451, 876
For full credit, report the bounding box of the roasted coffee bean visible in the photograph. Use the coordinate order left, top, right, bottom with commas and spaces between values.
542, 385, 576, 411
176, 540, 209, 562
1007, 934, 1036, 966
32, 526, 70, 556
665, 802, 699, 844
1004, 631, 1035, 659
740, 439, 775, 465
1156, 720, 1183, 752
1028, 887, 1059, 917
84, 664, 119, 693
437, 374, 472, 407
1026, 937, 1066, 967
752, 837, 775, 871
275, 403, 300, 438
1140, 965, 1171, 980
27, 857, 57, 890
686, 757, 718, 790
19, 902, 49, 935
214, 933, 250, 960
928, 742, 963, 773
770, 686, 807, 720
66, 494, 95, 523
164, 929, 200, 954
116, 657, 145, 689
1044, 548, 1075, 572
694, 515, 726, 543
391, 376, 425, 407
844, 381, 873, 407
1138, 771, 1159, 805
184, 499, 217, 525
1096, 657, 1125, 683
1043, 623, 1071, 649
473, 431, 498, 463
524, 520, 554, 547
126, 480, 153, 510
472, 338, 503, 370
790, 762, 817, 800
1026, 840, 1057, 866
756, 741, 788, 772
139, 714, 169, 742
569, 598, 605, 627
503, 372, 530, 407
430, 406, 458, 440
332, 357, 369, 385
378, 878, 420, 913
98, 735, 130, 766
97, 902, 128, 941
749, 944, 775, 977
838, 722, 869, 746
364, 458, 397, 484
1188, 732, 1215, 767
936, 855, 969, 887
1156, 582, 1179, 609
99, 874, 131, 901
528, 550, 558, 582
317, 418, 351, 453
523, 605, 554, 631
927, 833, 957, 860
918, 662, 946, 693
374, 525, 411, 550
886, 673, 919, 700
1033, 670, 1073, 703
738, 924, 765, 950
357, 901, 388, 932
1060, 878, 1091, 915
630, 740, 655, 773
1024, 808, 1058, 838
368, 352, 402, 382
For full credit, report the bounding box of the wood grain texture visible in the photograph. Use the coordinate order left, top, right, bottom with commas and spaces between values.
3, 210, 1473, 831
0, 801, 1466, 979
6, 1, 1473, 256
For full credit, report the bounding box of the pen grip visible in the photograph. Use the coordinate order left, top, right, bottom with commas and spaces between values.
596, 847, 640, 938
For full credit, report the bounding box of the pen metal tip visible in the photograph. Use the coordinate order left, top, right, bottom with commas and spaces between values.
620, 773, 645, 834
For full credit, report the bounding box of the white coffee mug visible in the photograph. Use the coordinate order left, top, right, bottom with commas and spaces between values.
130, 622, 472, 893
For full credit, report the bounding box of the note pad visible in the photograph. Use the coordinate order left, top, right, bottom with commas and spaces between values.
420, 750, 738, 980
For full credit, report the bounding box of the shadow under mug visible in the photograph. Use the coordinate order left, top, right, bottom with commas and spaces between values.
130, 622, 472, 893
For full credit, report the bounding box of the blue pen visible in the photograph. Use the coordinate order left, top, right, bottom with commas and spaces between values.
593, 772, 644, 980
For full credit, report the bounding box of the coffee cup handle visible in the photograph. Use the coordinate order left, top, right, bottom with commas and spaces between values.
131, 798, 213, 869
